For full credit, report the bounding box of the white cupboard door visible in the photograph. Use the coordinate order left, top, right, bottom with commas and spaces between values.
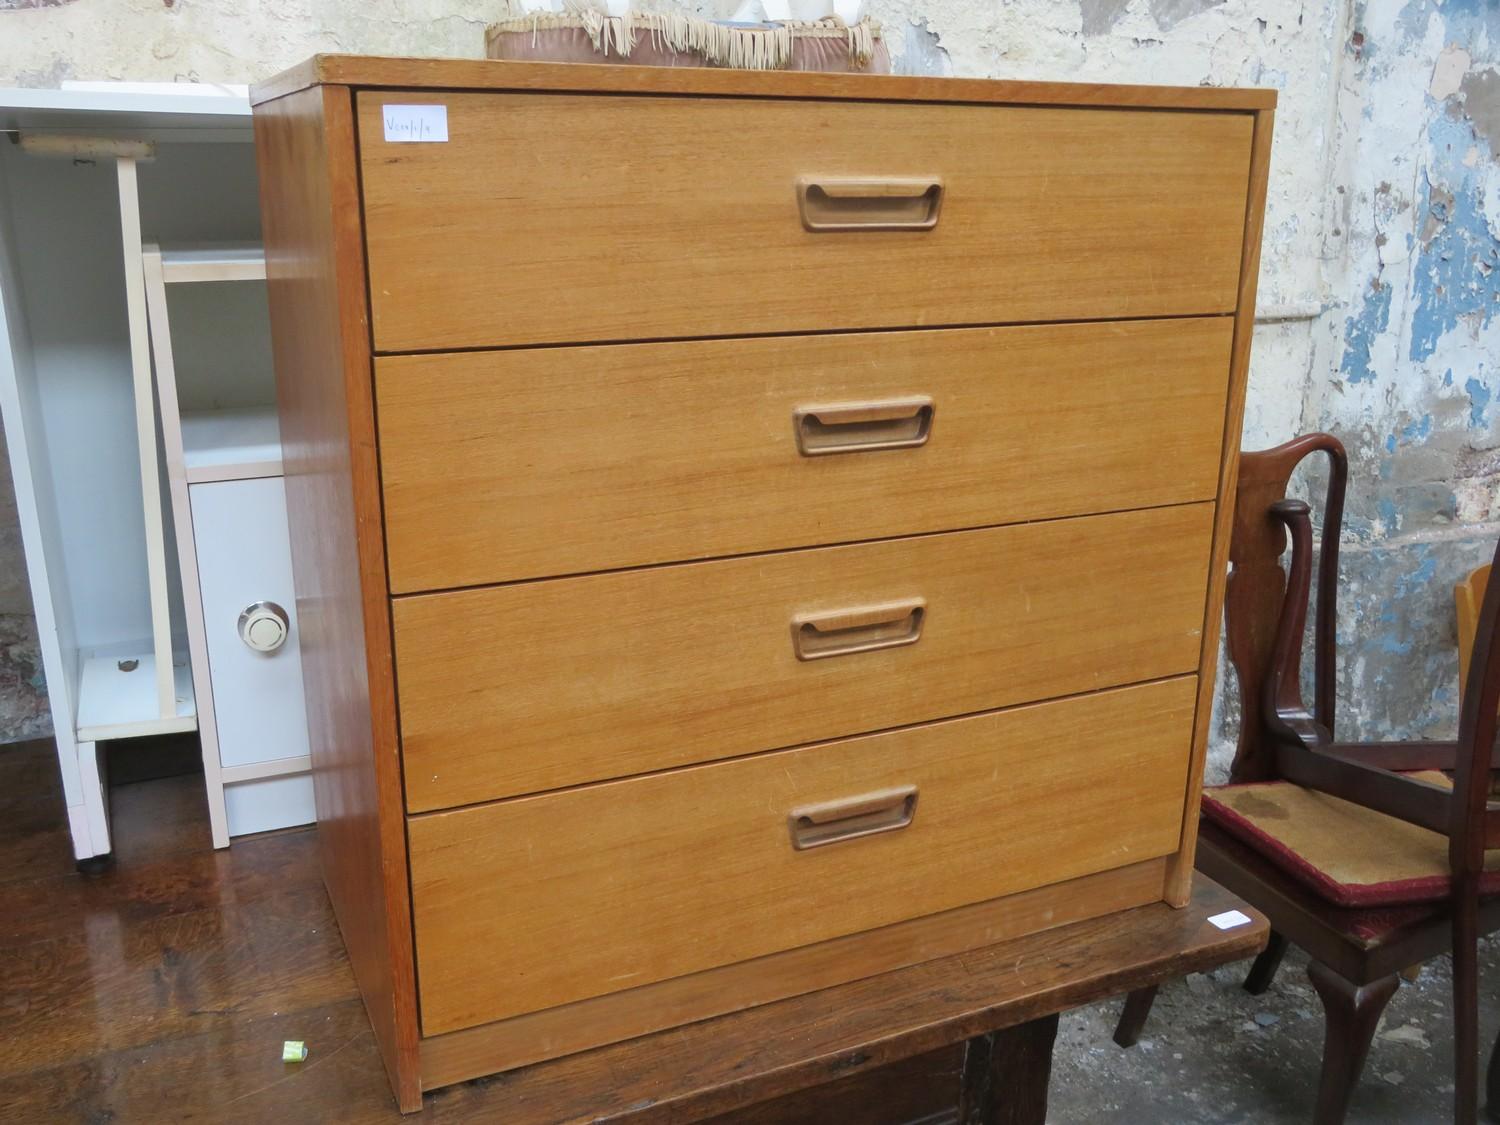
189, 476, 312, 835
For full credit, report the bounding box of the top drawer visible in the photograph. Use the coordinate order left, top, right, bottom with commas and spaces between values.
357, 92, 1253, 352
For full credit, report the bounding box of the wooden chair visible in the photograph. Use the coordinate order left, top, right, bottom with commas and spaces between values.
1459, 564, 1493, 697
1111, 432, 1500, 1125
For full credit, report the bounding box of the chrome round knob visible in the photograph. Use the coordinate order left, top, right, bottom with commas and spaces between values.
238, 601, 289, 653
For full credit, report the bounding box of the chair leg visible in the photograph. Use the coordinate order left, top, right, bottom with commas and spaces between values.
1113, 984, 1159, 1048
1243, 930, 1290, 996
1454, 897, 1481, 1125
1307, 960, 1398, 1125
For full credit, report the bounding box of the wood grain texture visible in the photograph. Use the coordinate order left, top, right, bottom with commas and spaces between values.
410, 677, 1195, 1035
251, 55, 1277, 111
356, 92, 1254, 351
962, 1015, 1059, 1125
245, 59, 1271, 1109
0, 767, 1260, 1125
252, 86, 422, 1111
1223, 432, 1347, 782
1458, 564, 1492, 699
700, 1044, 964, 1125
1164, 106, 1277, 907
395, 504, 1214, 809
418, 857, 1171, 1089
0, 739, 77, 888
419, 875, 1266, 1120
0, 761, 346, 1087
377, 318, 1233, 592
1, 879, 352, 1081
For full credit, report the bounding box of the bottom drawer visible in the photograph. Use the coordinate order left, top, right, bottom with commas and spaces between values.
409, 676, 1196, 1036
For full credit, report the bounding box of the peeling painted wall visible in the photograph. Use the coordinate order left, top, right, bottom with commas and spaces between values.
0, 419, 47, 744
1298, 0, 1500, 753
0, 0, 1497, 765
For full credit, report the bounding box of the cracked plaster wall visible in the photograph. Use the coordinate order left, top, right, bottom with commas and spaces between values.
0, 0, 1497, 768
1297, 0, 1500, 754
0, 419, 46, 744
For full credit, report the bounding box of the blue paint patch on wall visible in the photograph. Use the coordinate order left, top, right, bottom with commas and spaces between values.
1361, 544, 1442, 657
1428, 0, 1498, 17
1378, 496, 1400, 528
1410, 114, 1500, 362
1385, 413, 1433, 452
1400, 0, 1496, 46
1467, 375, 1493, 426
1341, 280, 1392, 383
1393, 547, 1438, 598
1394, 0, 1429, 44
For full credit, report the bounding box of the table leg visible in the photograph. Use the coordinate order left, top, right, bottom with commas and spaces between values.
957, 1012, 1061, 1125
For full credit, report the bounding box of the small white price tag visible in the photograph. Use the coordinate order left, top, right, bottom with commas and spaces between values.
383, 105, 448, 143
1208, 909, 1253, 930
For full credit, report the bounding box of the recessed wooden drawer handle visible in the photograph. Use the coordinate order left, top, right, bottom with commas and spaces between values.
791, 598, 926, 661
796, 177, 944, 232
788, 786, 919, 850
794, 397, 934, 456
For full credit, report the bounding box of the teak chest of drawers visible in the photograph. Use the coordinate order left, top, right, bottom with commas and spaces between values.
250, 56, 1274, 1112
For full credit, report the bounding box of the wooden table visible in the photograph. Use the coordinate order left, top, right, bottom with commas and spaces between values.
470, 877, 1266, 1124
0, 748, 1265, 1125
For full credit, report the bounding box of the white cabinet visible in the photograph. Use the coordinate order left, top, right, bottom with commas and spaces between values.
0, 85, 314, 858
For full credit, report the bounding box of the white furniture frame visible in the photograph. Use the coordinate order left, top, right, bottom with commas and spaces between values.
0, 85, 313, 858
144, 243, 312, 847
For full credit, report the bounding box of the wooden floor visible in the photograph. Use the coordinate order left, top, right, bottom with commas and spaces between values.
0, 738, 395, 1123
1, 739, 983, 1124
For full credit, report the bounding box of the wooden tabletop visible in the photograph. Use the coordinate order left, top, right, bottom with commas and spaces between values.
472, 876, 1267, 1123
0, 746, 1265, 1124
251, 55, 1278, 111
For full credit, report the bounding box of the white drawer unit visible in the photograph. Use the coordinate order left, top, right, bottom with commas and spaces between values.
188, 476, 312, 836
142, 236, 316, 847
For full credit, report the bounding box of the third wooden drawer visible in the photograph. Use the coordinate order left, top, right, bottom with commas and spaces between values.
376, 317, 1232, 593
393, 502, 1214, 811
408, 675, 1197, 1036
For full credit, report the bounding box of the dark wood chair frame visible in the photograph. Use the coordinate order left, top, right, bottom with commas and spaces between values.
1112, 432, 1500, 1125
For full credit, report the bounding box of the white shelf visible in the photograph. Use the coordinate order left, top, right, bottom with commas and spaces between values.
159, 243, 265, 284
76, 650, 197, 742
181, 405, 283, 483
0, 85, 250, 140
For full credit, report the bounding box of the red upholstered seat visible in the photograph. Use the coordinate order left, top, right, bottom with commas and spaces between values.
1201, 772, 1500, 915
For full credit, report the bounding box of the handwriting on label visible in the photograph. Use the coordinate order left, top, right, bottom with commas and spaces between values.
383, 105, 448, 143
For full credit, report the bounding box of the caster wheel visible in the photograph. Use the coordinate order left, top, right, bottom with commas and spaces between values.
75, 853, 114, 876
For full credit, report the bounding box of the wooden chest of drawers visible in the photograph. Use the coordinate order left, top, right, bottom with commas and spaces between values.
251, 56, 1274, 1112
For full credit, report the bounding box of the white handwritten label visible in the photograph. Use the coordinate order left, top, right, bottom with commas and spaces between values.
383, 105, 448, 143
1208, 909, 1253, 930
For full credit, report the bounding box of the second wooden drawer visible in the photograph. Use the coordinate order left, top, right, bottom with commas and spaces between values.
394, 503, 1214, 810
377, 318, 1232, 592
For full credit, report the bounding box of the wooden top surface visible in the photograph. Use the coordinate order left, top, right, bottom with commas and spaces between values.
440, 876, 1266, 1123
251, 55, 1277, 111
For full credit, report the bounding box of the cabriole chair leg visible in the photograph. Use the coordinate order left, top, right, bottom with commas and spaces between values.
1307, 961, 1399, 1125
